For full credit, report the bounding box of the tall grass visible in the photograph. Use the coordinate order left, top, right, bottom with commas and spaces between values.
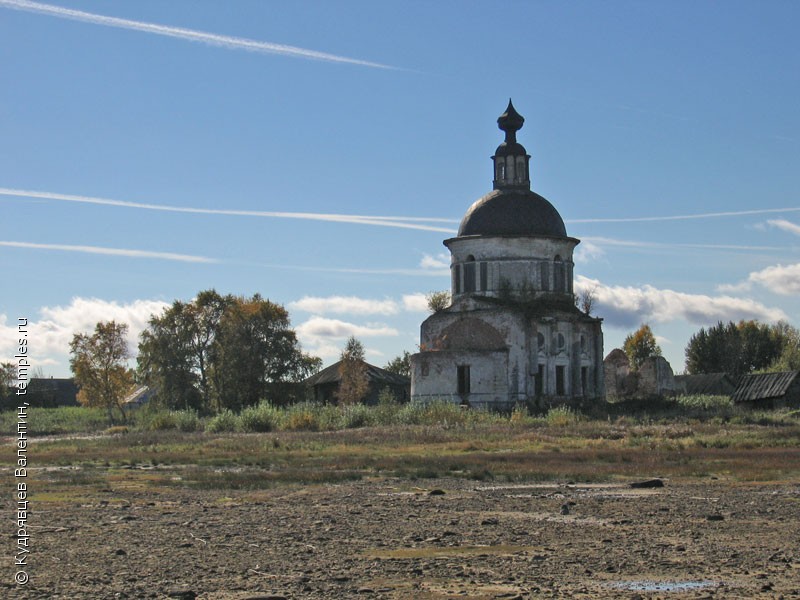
6, 395, 799, 437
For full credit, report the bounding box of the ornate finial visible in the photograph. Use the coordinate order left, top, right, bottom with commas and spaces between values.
497, 99, 524, 143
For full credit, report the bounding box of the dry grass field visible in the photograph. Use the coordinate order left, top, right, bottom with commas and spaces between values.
4, 408, 800, 599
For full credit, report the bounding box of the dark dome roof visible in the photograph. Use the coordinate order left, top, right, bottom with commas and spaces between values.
457, 189, 567, 238
493, 141, 528, 157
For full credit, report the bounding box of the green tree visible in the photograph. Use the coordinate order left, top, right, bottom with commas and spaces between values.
69, 321, 134, 423
0, 362, 16, 405
685, 320, 784, 378
138, 290, 319, 412
623, 324, 662, 370
767, 322, 800, 372
213, 294, 321, 410
336, 336, 370, 405
384, 351, 411, 378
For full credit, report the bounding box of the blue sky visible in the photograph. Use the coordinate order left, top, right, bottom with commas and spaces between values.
1, 0, 799, 377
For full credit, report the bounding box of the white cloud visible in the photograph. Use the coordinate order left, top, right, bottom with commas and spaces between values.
767, 219, 800, 237
573, 240, 605, 263
0, 240, 216, 263
420, 253, 450, 270
718, 260, 800, 296
0, 0, 396, 69
575, 275, 787, 329
296, 317, 398, 340
290, 293, 432, 316
0, 297, 170, 372
747, 263, 800, 296
290, 295, 399, 316
402, 293, 429, 312
295, 317, 399, 361
0, 188, 454, 234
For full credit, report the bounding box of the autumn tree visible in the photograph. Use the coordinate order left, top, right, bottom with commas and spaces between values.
70, 321, 134, 423
623, 324, 662, 370
384, 351, 411, 378
336, 336, 370, 405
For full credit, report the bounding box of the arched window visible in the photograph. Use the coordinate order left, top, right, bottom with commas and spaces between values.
537, 332, 546, 353
464, 255, 476, 293
516, 157, 526, 182
540, 261, 550, 291
554, 255, 565, 292
552, 332, 566, 353
496, 161, 505, 180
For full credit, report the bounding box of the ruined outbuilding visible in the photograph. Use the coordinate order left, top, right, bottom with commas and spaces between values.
603, 350, 678, 400
410, 101, 605, 410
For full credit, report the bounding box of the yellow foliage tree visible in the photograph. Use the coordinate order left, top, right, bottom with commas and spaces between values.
70, 321, 133, 423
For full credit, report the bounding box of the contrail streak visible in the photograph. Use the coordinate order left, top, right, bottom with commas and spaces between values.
0, 240, 217, 263
582, 236, 785, 252
568, 207, 800, 223
0, 188, 456, 233
0, 0, 396, 69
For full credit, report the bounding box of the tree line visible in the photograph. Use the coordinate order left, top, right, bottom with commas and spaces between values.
623, 320, 800, 378
68, 290, 321, 422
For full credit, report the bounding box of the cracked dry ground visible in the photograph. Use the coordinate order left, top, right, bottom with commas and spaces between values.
6, 478, 800, 600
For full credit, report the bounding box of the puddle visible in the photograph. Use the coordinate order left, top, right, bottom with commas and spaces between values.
610, 580, 717, 592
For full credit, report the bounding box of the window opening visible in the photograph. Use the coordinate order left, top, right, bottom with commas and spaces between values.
464, 257, 476, 293
535, 364, 544, 396
540, 261, 550, 291
457, 365, 471, 395
556, 365, 566, 396
581, 367, 588, 397
554, 256, 565, 292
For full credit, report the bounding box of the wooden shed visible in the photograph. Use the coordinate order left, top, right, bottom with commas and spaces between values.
674, 373, 737, 397
304, 360, 410, 405
732, 371, 800, 409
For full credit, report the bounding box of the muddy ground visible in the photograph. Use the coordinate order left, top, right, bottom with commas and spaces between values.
6, 476, 800, 599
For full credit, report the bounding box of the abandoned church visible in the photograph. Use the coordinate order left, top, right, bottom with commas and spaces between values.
410, 101, 605, 410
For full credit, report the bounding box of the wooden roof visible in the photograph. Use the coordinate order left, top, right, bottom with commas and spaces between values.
674, 373, 736, 396
732, 371, 799, 403
304, 360, 409, 388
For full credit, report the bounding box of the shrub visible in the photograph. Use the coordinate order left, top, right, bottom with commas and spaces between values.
206, 409, 239, 433
341, 404, 375, 429
174, 410, 201, 432
239, 402, 281, 432
545, 405, 582, 427
283, 402, 320, 431
146, 410, 179, 431
397, 400, 468, 427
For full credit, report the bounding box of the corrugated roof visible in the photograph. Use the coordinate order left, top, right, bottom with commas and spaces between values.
304, 360, 409, 388
674, 373, 736, 396
732, 371, 799, 403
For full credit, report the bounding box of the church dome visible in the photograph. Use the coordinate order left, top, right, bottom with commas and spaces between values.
458, 189, 567, 237
454, 99, 568, 239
